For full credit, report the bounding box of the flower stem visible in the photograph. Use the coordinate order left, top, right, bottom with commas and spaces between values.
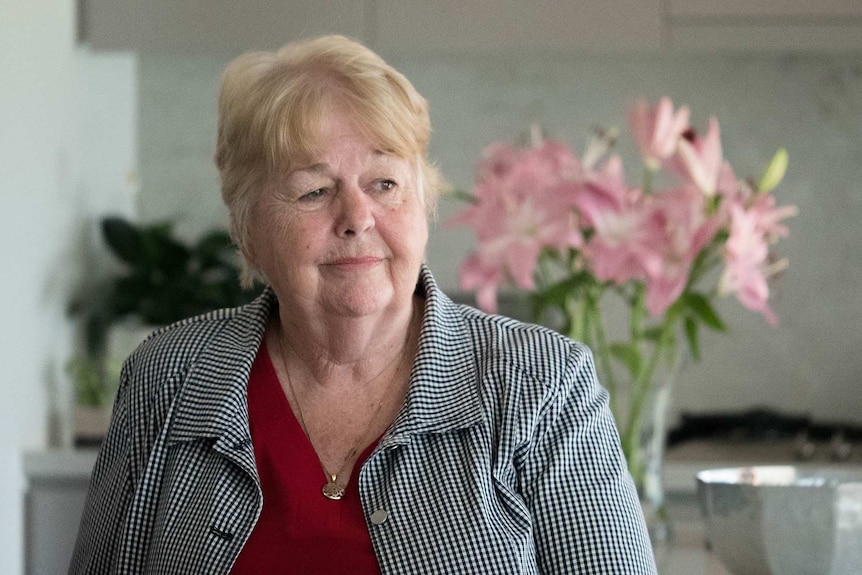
642, 167, 655, 195
621, 318, 675, 482
631, 284, 646, 340
586, 289, 618, 417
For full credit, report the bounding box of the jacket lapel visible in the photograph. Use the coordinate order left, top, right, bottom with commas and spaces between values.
383, 266, 483, 446
167, 289, 275, 479
161, 267, 483, 469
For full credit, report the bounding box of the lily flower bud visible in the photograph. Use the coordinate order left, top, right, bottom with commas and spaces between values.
757, 148, 788, 194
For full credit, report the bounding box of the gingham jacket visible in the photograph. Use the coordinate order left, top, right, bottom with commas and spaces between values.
70, 266, 656, 574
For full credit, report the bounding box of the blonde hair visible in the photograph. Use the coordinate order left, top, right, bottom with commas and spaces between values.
215, 35, 444, 287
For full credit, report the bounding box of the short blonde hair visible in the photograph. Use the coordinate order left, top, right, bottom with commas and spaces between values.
215, 35, 444, 287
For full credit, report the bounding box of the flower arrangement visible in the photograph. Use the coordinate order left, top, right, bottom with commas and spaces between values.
452, 98, 797, 490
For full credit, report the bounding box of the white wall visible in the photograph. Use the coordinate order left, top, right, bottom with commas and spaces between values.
0, 2, 137, 570
0, 1, 77, 572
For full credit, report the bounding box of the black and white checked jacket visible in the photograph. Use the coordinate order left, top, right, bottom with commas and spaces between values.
70, 266, 656, 574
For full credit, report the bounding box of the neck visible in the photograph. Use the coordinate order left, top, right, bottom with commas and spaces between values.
275, 295, 420, 387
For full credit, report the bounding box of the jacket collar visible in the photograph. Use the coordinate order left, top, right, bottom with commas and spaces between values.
383, 265, 483, 445
167, 265, 483, 454
168, 289, 273, 452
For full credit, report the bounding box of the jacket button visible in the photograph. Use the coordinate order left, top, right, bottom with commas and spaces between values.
370, 509, 388, 525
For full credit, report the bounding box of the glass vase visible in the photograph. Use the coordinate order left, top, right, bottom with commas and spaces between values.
617, 348, 685, 547
632, 376, 674, 545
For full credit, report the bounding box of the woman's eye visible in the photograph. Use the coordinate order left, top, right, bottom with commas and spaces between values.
299, 188, 328, 202
375, 179, 397, 192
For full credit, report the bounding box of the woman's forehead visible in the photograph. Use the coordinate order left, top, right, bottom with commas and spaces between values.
274, 103, 418, 176
288, 149, 411, 175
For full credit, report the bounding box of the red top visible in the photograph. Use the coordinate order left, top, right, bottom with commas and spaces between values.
230, 341, 381, 574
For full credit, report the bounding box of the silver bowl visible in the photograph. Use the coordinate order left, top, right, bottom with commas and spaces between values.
696, 466, 862, 575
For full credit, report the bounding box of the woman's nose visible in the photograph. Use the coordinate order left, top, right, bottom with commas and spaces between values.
335, 185, 375, 237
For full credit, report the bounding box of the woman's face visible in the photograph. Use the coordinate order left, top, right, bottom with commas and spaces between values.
247, 107, 428, 320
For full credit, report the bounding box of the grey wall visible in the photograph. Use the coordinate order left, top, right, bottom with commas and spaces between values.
138, 52, 862, 425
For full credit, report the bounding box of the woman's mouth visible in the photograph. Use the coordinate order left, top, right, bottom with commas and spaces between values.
325, 256, 383, 268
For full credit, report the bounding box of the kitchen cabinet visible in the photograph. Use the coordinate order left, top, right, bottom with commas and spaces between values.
669, 0, 862, 18
82, 0, 371, 56
668, 0, 862, 50
23, 450, 97, 575
81, 0, 862, 55
80, 0, 663, 56
373, 0, 662, 55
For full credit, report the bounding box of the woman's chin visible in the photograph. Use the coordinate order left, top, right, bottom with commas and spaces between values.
322, 284, 397, 319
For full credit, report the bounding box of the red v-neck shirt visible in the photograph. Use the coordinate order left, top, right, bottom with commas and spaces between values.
230, 341, 382, 574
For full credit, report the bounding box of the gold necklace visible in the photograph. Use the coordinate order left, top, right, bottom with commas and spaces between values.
275, 317, 413, 501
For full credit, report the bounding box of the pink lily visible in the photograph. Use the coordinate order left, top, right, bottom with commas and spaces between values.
719, 197, 796, 325
719, 203, 774, 323
584, 205, 665, 286
452, 141, 582, 312
629, 97, 691, 170
644, 187, 721, 315
674, 118, 723, 196
458, 254, 505, 313
576, 159, 666, 285
746, 193, 798, 242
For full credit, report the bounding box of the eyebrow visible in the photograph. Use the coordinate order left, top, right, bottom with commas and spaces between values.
291, 163, 328, 175
289, 150, 394, 177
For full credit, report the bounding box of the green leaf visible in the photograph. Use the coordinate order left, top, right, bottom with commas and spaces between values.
449, 189, 478, 204
535, 272, 591, 306
74, 215, 266, 354
144, 232, 189, 274
643, 326, 663, 341
683, 292, 727, 331
684, 317, 701, 361
609, 343, 642, 379
531, 271, 595, 331
101, 216, 144, 265
195, 230, 235, 261
665, 298, 686, 323
529, 293, 552, 325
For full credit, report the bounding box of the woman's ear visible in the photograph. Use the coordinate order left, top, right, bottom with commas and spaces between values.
235, 239, 261, 290
230, 213, 255, 264
240, 237, 256, 267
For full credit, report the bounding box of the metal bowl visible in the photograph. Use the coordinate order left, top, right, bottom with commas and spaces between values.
696, 466, 862, 575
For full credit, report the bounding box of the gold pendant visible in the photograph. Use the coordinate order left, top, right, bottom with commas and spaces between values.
322, 475, 345, 500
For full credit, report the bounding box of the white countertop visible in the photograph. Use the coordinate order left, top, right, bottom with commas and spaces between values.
23, 449, 98, 482
23, 446, 755, 573
26, 438, 862, 491
664, 438, 862, 494
658, 495, 732, 575
26, 440, 862, 575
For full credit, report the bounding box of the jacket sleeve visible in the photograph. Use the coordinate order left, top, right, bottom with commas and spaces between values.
67, 367, 134, 574
520, 343, 657, 574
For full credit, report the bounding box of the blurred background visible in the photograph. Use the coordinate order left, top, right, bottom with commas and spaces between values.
2, 1, 861, 572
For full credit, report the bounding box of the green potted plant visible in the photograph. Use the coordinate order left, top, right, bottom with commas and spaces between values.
68, 215, 262, 443
74, 216, 261, 354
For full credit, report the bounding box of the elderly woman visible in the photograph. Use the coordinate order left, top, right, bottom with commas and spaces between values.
70, 35, 655, 574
